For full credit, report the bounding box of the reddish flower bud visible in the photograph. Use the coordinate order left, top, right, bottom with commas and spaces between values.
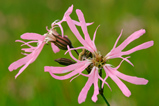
52, 34, 73, 50
45, 28, 73, 50
55, 58, 76, 66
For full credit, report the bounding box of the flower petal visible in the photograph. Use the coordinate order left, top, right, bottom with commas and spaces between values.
21, 33, 44, 40
21, 48, 34, 52
51, 43, 60, 53
72, 20, 94, 26
116, 29, 145, 52
110, 74, 131, 97
91, 68, 99, 102
9, 41, 45, 78
115, 71, 148, 85
44, 61, 90, 74
78, 67, 96, 104
93, 25, 100, 43
65, 16, 87, 47
66, 45, 79, 62
112, 29, 123, 50
15, 58, 33, 78
122, 41, 154, 55
48, 62, 89, 80
8, 55, 32, 72
64, 4, 73, 16
104, 66, 131, 97
76, 9, 97, 52
76, 9, 92, 43
106, 29, 147, 60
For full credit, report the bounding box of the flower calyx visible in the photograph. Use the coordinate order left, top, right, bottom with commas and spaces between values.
55, 58, 76, 66
45, 28, 73, 50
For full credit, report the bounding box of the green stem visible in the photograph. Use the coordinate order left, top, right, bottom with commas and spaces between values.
99, 69, 110, 106
69, 45, 79, 55
100, 93, 110, 106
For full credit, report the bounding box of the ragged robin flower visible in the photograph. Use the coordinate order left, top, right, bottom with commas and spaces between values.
8, 26, 73, 78
44, 5, 154, 104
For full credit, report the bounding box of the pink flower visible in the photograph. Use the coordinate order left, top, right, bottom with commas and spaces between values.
44, 7, 107, 103
8, 29, 60, 78
44, 46, 109, 103
105, 29, 154, 66
45, 5, 154, 104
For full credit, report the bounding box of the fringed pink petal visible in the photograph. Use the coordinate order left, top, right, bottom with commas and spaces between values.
91, 68, 99, 102
21, 48, 35, 52
67, 45, 79, 62
44, 61, 89, 74
48, 62, 89, 80
122, 41, 154, 55
15, 58, 33, 78
93, 25, 100, 43
65, 46, 86, 55
21, 41, 38, 46
15, 42, 45, 78
120, 56, 134, 66
21, 52, 29, 56
76, 9, 91, 43
21, 33, 44, 40
65, 16, 95, 52
106, 29, 150, 60
52, 5, 73, 37
15, 40, 33, 48
44, 65, 77, 74
103, 66, 131, 97
115, 71, 148, 85
64, 4, 73, 16
114, 56, 130, 70
72, 20, 94, 26
98, 75, 111, 90
78, 67, 96, 104
51, 43, 60, 53
115, 29, 145, 52
65, 16, 87, 47
70, 74, 80, 82
9, 42, 45, 78
78, 79, 92, 104
76, 9, 97, 52
112, 29, 123, 50
49, 70, 79, 80
55, 23, 64, 37
110, 73, 131, 97
8, 55, 32, 71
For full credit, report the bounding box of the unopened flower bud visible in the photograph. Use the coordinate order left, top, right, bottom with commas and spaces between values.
52, 34, 73, 50
45, 28, 73, 50
55, 58, 76, 66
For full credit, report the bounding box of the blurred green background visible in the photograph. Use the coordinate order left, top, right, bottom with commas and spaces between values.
0, 0, 158, 106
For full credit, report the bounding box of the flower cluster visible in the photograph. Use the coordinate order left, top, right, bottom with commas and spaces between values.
9, 5, 154, 104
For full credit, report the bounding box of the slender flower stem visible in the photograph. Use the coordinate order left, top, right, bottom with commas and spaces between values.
100, 93, 110, 106
70, 45, 79, 55
74, 49, 79, 55
99, 69, 110, 106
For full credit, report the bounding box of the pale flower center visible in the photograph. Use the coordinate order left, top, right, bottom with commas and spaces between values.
44, 30, 56, 43
79, 49, 107, 70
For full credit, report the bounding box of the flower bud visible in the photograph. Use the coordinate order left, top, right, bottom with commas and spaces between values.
55, 58, 76, 66
53, 34, 73, 50
45, 28, 73, 50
